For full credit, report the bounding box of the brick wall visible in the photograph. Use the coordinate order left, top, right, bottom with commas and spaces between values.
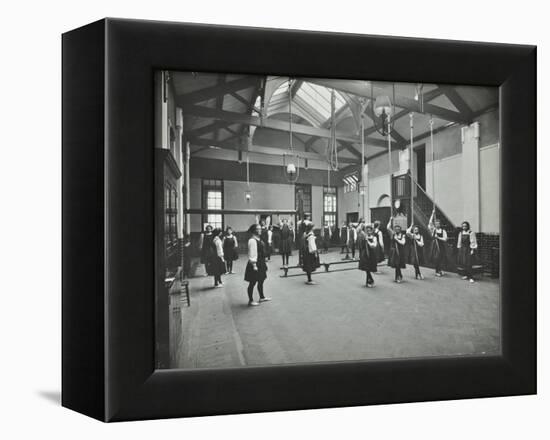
475, 233, 500, 278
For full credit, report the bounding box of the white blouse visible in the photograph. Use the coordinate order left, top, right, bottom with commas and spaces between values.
306, 232, 317, 253
457, 230, 478, 249
374, 228, 384, 247
213, 236, 224, 258
248, 237, 259, 263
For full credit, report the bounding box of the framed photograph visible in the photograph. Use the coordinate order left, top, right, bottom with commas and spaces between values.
62, 18, 536, 422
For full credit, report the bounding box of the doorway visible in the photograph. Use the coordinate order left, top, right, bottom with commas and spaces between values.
346, 212, 359, 224
415, 146, 426, 190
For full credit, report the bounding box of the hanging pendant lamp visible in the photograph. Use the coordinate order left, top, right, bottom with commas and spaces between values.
284, 78, 300, 183
371, 82, 396, 137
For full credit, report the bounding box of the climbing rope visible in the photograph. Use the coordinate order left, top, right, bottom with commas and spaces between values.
410, 112, 414, 224
327, 89, 339, 171
429, 116, 435, 218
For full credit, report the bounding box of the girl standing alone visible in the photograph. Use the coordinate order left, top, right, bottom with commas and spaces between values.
244, 224, 272, 306
279, 218, 294, 268
456, 221, 477, 283
406, 224, 425, 280
223, 226, 238, 274
428, 209, 448, 276
358, 224, 378, 287
211, 228, 226, 287
387, 217, 407, 283
302, 223, 319, 285
199, 224, 215, 277
373, 220, 385, 273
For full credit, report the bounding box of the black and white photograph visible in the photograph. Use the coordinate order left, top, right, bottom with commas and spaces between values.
2, 0, 544, 434
155, 71, 500, 370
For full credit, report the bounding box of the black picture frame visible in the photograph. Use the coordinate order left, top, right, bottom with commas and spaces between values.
62, 18, 536, 422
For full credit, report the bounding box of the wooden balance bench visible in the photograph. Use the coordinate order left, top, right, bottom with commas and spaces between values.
280, 259, 359, 277
457, 264, 485, 278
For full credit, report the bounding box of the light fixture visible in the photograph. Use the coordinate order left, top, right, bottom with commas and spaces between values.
284, 78, 300, 183
374, 95, 392, 117
370, 82, 396, 137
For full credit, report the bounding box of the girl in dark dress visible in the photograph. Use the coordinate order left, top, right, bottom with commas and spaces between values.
373, 220, 385, 263
321, 223, 332, 254
347, 223, 358, 259
358, 224, 378, 287
199, 224, 215, 277
302, 223, 319, 285
223, 226, 239, 274
181, 233, 192, 279
387, 217, 407, 283
211, 228, 226, 287
428, 209, 448, 276
406, 224, 425, 280
266, 225, 273, 261
339, 221, 349, 254
279, 218, 293, 267
456, 221, 478, 283
260, 220, 268, 246
244, 224, 272, 306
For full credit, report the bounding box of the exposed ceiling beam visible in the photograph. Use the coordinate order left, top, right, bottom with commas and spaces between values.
215, 75, 225, 141
230, 91, 262, 114
222, 126, 240, 137
181, 104, 364, 144
337, 142, 363, 160
439, 85, 474, 121
363, 100, 407, 145
187, 136, 359, 164
290, 79, 303, 98
177, 76, 258, 104
401, 122, 458, 148
187, 120, 235, 137
307, 79, 468, 124
472, 102, 499, 118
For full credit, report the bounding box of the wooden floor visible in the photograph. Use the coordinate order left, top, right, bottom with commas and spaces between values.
169, 250, 500, 370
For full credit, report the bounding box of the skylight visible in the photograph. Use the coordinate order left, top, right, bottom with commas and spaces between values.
296, 82, 346, 120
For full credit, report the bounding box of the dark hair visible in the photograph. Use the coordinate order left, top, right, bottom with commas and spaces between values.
205, 224, 213, 231
248, 224, 260, 234
305, 223, 314, 232
212, 228, 223, 237
225, 226, 233, 232
461, 221, 471, 231
373, 220, 381, 227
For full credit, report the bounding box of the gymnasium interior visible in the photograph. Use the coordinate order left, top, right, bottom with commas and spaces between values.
154, 71, 500, 369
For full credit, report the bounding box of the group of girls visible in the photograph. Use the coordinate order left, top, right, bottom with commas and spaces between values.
199, 224, 240, 288
383, 209, 478, 285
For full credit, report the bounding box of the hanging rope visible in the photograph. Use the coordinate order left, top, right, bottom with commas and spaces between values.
360, 110, 366, 220
246, 152, 250, 187
410, 112, 414, 225
327, 89, 339, 171
387, 99, 393, 217
429, 116, 435, 218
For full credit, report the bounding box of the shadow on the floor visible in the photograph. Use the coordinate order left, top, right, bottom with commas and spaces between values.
37, 390, 61, 405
